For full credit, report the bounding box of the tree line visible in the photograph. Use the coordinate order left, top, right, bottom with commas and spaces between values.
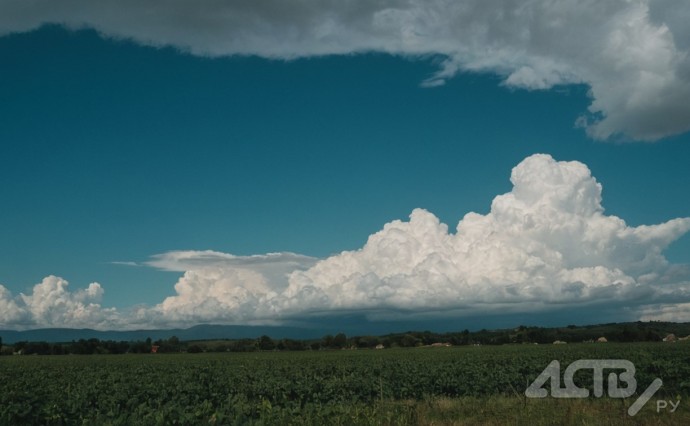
1, 321, 688, 355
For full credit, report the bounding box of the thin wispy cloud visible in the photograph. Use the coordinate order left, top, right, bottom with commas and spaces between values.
145, 251, 319, 273
2, 154, 687, 330
1, 0, 689, 141
109, 261, 140, 267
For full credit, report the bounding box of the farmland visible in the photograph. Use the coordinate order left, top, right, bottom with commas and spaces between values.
1, 343, 689, 425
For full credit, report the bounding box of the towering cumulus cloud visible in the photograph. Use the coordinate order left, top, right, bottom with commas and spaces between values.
3, 154, 689, 329
150, 154, 690, 325
1, 0, 690, 140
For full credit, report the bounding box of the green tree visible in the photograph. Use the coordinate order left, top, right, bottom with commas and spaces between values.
258, 335, 275, 351
187, 344, 203, 353
322, 335, 334, 349
333, 333, 347, 349
400, 334, 420, 347
167, 335, 181, 352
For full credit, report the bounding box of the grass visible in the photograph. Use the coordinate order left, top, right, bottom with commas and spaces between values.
206, 397, 690, 425
2, 343, 689, 425
412, 396, 689, 425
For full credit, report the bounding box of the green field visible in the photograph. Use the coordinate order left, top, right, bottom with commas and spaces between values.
2, 343, 689, 425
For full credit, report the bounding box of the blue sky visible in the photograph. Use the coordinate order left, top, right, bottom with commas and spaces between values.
1, 1, 690, 331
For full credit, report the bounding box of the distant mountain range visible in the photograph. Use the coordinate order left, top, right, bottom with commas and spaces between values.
0, 324, 329, 344
0, 315, 514, 344
3, 320, 690, 345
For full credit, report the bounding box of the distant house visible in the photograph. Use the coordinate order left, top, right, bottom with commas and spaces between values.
374, 344, 385, 350
151, 345, 160, 353
430, 343, 452, 347
663, 334, 677, 342
553, 340, 567, 345
596, 337, 608, 343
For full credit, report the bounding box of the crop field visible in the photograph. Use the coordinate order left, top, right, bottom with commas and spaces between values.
1, 343, 690, 425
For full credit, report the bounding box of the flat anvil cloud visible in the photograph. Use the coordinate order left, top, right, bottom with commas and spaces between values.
2, 0, 690, 141
1, 154, 689, 329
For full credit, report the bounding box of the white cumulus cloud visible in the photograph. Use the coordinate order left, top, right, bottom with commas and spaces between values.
145, 154, 690, 325
141, 268, 283, 328
639, 302, 690, 323
111, 251, 318, 328
0, 154, 690, 329
0, 284, 25, 325
1, 0, 690, 141
3, 153, 689, 329
0, 276, 118, 330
